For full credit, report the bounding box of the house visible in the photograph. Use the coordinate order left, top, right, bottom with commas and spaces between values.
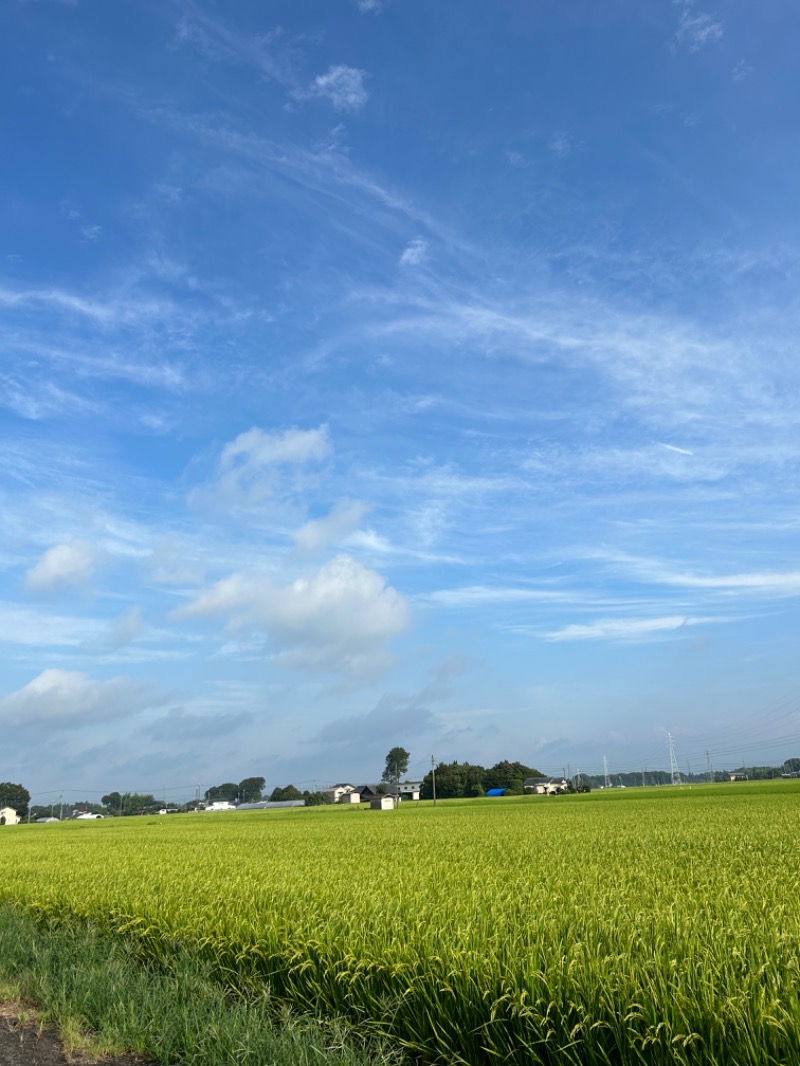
340, 790, 362, 804
370, 795, 396, 811
0, 807, 20, 825
524, 776, 568, 796
352, 785, 383, 803
353, 782, 420, 803
324, 783, 356, 803
729, 773, 749, 782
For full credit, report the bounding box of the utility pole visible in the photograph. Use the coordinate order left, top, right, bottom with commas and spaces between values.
431, 755, 437, 808
603, 756, 611, 790
668, 733, 682, 786
59, 791, 64, 821
641, 768, 646, 789
706, 749, 714, 784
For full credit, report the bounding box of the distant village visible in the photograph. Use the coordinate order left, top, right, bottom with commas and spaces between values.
2, 752, 799, 824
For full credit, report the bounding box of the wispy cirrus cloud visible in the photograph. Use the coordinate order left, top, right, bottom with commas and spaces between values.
674, 8, 724, 52
303, 65, 369, 112
423, 585, 570, 608
399, 238, 427, 267
545, 615, 716, 642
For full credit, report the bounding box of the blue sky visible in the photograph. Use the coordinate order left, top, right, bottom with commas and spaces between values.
2, 0, 800, 804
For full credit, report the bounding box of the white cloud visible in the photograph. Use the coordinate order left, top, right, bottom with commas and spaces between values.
546, 615, 713, 642
355, 0, 384, 11
191, 424, 331, 511
654, 569, 800, 594
110, 605, 143, 648
400, 238, 428, 267
310, 65, 369, 112
549, 132, 571, 158
0, 604, 102, 648
26, 539, 98, 593
291, 499, 369, 559
174, 554, 411, 675
144, 537, 206, 587
675, 10, 724, 52
0, 669, 158, 728
424, 585, 569, 607
598, 552, 800, 596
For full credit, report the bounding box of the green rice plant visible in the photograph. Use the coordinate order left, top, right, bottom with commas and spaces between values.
2, 783, 800, 1064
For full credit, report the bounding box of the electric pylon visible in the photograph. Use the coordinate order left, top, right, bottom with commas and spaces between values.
668, 733, 682, 786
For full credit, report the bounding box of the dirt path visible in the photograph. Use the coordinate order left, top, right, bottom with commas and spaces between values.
0, 1006, 151, 1066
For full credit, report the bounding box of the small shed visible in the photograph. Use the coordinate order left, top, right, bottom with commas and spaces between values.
0, 807, 20, 825
370, 795, 396, 811
524, 776, 568, 796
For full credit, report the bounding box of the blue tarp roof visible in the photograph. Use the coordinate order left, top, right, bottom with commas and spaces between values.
486, 788, 506, 796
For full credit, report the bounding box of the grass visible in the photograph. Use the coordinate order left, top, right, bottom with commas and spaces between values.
0, 903, 403, 1066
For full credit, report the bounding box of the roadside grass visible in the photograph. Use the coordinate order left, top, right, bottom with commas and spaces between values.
0, 903, 404, 1066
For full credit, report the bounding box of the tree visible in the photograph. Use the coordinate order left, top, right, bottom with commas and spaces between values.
382, 747, 410, 796
269, 784, 303, 802
101, 791, 123, 814
238, 776, 265, 804
118, 792, 158, 816
303, 790, 334, 806
421, 762, 486, 800
205, 782, 239, 804
484, 760, 540, 794
0, 782, 30, 819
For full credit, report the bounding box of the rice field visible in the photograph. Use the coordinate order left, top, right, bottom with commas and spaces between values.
2, 782, 800, 1065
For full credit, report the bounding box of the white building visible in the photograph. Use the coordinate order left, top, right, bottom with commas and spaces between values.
324, 783, 356, 803
0, 807, 20, 825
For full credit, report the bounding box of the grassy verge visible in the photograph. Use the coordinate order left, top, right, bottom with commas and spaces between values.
0, 903, 404, 1066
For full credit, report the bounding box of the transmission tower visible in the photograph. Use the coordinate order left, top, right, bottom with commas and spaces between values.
603, 756, 611, 790
668, 733, 682, 786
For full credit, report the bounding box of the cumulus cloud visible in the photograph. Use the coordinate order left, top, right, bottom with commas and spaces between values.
0, 669, 160, 729
310, 65, 369, 112
191, 424, 331, 511
291, 499, 369, 559
26, 539, 97, 593
174, 554, 411, 675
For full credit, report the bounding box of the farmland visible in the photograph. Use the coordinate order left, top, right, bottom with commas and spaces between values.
1, 783, 800, 1065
